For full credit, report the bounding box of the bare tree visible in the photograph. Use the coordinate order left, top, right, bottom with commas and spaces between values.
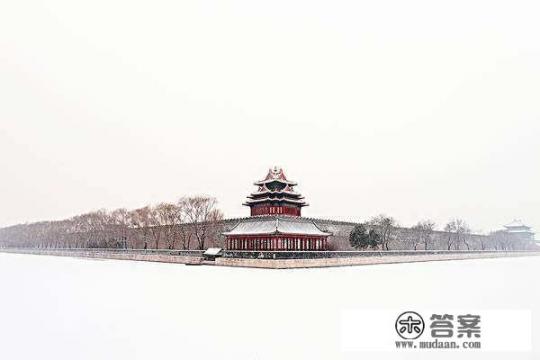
400, 228, 421, 250
180, 196, 224, 250
177, 224, 194, 250
110, 208, 132, 248
148, 207, 163, 249
154, 203, 183, 249
130, 207, 152, 249
444, 219, 470, 250
71, 210, 110, 248
369, 214, 397, 251
411, 220, 436, 250
489, 230, 512, 250
478, 234, 490, 250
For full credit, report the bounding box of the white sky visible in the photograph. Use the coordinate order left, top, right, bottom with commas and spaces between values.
1, 0, 539, 234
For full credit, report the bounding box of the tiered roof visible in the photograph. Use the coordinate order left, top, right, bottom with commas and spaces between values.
223, 216, 331, 237
504, 220, 533, 233
243, 167, 308, 208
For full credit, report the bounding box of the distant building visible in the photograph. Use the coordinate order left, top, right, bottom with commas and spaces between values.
504, 220, 535, 243
223, 167, 331, 251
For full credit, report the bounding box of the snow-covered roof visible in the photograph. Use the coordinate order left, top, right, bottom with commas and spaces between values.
223, 217, 331, 237
504, 220, 531, 229
254, 167, 298, 186
243, 197, 308, 206
249, 188, 303, 197
203, 248, 223, 256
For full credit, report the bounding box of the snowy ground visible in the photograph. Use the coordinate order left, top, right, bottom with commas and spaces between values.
0, 253, 539, 360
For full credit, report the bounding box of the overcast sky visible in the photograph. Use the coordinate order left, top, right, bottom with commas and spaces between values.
1, 0, 539, 234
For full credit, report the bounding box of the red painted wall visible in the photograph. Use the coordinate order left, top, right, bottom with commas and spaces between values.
250, 205, 301, 216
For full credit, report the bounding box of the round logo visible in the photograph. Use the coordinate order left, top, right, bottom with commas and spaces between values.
395, 311, 425, 340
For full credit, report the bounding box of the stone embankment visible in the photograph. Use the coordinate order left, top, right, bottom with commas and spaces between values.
217, 251, 540, 268
1, 248, 539, 268
0, 248, 205, 265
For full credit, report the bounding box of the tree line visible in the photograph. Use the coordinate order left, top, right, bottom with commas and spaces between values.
0, 196, 224, 250
1, 205, 535, 251
349, 215, 535, 251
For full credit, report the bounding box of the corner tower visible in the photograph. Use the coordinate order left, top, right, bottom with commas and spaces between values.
223, 167, 330, 251
244, 167, 308, 216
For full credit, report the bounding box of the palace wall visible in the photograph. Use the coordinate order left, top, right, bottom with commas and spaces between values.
1, 216, 534, 251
